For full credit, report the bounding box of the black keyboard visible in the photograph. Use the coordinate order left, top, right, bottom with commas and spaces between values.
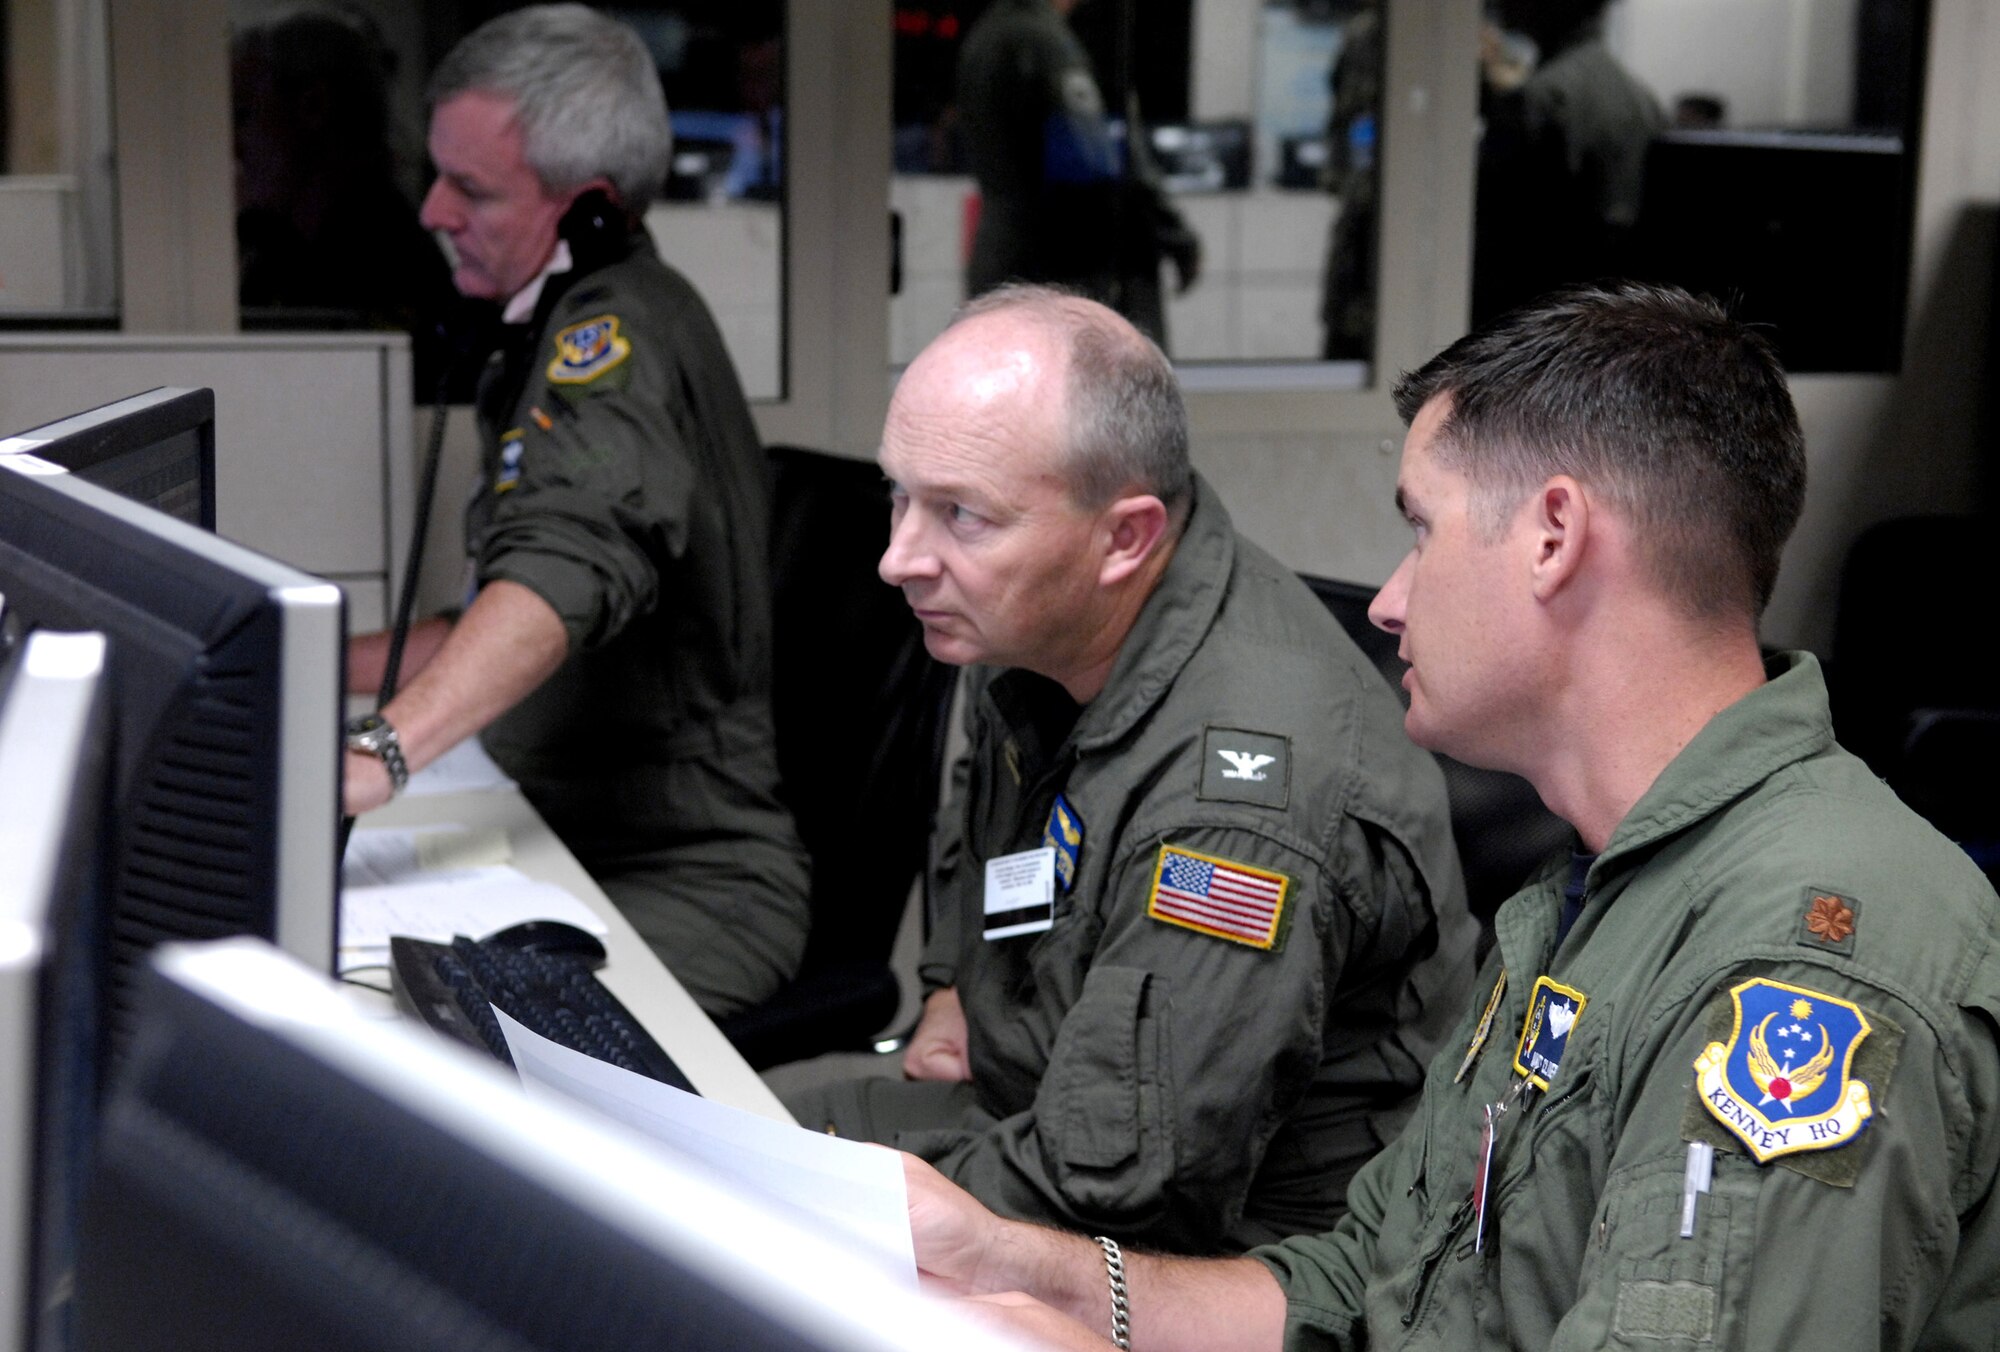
389, 933, 698, 1094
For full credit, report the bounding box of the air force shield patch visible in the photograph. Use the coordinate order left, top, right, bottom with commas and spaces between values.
547, 314, 632, 384
1694, 977, 1873, 1163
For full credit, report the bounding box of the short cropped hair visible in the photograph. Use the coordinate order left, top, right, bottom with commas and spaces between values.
429, 4, 672, 213
1394, 282, 1805, 620
955, 284, 1194, 524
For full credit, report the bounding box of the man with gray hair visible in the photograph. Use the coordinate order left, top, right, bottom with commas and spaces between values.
342, 4, 810, 1018
787, 285, 1473, 1256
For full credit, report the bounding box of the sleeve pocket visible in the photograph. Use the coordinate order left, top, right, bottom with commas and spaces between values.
1035, 965, 1160, 1174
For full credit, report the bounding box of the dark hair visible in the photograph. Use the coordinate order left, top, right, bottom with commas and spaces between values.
954, 284, 1193, 522
1393, 281, 1805, 619
429, 4, 672, 213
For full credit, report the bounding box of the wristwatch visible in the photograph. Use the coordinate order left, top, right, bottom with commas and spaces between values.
344, 712, 409, 797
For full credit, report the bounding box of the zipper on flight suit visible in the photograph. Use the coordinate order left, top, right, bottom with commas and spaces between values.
1401, 1196, 1475, 1327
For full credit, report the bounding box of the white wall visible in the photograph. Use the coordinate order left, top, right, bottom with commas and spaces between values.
1606, 0, 1859, 127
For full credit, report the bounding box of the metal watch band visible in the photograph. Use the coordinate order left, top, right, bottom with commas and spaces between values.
344, 713, 409, 796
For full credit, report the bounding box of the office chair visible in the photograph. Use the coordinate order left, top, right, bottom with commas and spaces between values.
1296, 573, 1570, 927
1829, 514, 2000, 880
714, 446, 956, 1070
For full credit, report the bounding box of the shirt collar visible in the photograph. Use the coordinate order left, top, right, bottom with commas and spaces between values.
501, 238, 574, 325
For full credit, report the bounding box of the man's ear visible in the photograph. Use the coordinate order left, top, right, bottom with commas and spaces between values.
1098, 494, 1171, 588
1528, 475, 1589, 602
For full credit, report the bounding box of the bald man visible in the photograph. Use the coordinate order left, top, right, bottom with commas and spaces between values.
786, 285, 1473, 1256
901, 282, 2000, 1352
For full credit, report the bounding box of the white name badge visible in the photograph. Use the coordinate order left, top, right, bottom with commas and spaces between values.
983, 847, 1056, 940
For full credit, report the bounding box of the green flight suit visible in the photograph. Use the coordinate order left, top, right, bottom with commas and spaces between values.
467, 230, 810, 1018
795, 479, 1473, 1253
1256, 653, 2000, 1349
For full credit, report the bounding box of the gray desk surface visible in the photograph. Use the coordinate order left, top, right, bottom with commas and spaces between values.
354, 785, 795, 1124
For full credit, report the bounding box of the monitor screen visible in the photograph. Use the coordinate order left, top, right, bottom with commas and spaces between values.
0, 388, 216, 530
0, 446, 343, 1064
77, 939, 1026, 1352
1, 631, 112, 1352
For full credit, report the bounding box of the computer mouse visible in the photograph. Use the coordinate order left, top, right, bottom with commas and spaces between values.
480, 919, 608, 964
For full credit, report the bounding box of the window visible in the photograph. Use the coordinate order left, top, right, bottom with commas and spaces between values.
0, 0, 118, 322
1470, 0, 1926, 373
889, 0, 1381, 377
225, 0, 787, 398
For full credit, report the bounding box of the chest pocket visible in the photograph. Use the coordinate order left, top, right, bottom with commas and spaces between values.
1560, 1151, 1759, 1349
1497, 1005, 1608, 1210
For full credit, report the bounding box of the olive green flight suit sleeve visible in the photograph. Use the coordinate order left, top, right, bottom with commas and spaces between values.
1541, 961, 2000, 1351
1254, 951, 2000, 1351
901, 812, 1419, 1252
917, 675, 988, 996
475, 295, 696, 653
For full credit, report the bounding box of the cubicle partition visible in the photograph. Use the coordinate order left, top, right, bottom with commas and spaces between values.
0, 333, 414, 634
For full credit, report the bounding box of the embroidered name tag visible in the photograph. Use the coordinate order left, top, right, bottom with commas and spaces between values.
1693, 977, 1873, 1162
1512, 975, 1587, 1090
547, 314, 632, 384
1146, 845, 1289, 950
1041, 793, 1084, 894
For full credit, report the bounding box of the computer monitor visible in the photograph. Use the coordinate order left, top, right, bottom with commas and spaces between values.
0, 442, 344, 1062
77, 939, 1025, 1352
1, 631, 112, 1352
1632, 130, 1915, 374
0, 388, 216, 529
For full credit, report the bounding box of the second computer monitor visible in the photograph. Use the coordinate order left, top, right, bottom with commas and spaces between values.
0, 434, 344, 1059
0, 387, 216, 530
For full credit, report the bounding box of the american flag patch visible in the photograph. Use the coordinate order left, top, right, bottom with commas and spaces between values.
1146, 846, 1289, 949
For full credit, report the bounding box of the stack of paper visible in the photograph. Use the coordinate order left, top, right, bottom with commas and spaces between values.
339, 825, 606, 974
498, 1013, 917, 1287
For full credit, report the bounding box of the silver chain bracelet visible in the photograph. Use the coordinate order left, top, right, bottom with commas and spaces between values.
1094, 1235, 1131, 1350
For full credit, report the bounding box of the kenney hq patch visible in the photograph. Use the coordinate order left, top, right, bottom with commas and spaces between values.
546, 314, 632, 385
1199, 726, 1290, 809
1041, 793, 1084, 894
1692, 977, 1875, 1166
1512, 975, 1587, 1090
1147, 845, 1289, 950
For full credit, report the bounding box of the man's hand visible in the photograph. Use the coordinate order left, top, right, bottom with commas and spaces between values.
904, 1152, 1001, 1293
343, 748, 396, 817
904, 986, 973, 1081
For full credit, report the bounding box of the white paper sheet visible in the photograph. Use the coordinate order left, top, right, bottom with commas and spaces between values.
497, 1011, 917, 1287
338, 866, 607, 973
403, 735, 518, 796
342, 825, 512, 889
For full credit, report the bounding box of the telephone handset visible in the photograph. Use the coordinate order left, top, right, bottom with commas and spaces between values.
558, 188, 625, 270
